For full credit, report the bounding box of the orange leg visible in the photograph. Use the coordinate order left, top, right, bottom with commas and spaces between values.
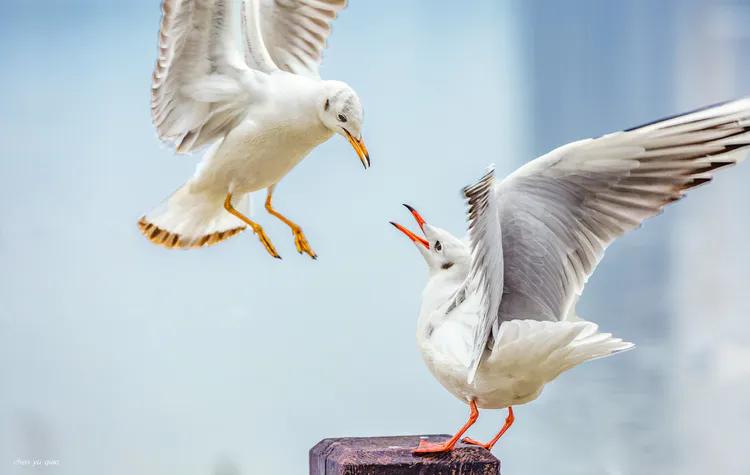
413, 401, 479, 454
224, 193, 281, 259
264, 187, 316, 259
463, 406, 515, 450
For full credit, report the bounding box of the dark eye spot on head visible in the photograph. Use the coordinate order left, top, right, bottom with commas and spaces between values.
434, 241, 442, 251
441, 262, 453, 270
324, 99, 330, 111
337, 114, 347, 122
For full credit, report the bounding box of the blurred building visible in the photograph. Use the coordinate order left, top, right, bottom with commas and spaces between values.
522, 2, 683, 473
671, 2, 750, 474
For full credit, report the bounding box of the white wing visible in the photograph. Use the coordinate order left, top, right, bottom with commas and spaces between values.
152, 0, 262, 153
465, 98, 750, 382
243, 0, 348, 78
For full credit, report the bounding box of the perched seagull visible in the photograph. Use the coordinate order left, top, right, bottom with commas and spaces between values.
391, 98, 750, 454
138, 0, 368, 258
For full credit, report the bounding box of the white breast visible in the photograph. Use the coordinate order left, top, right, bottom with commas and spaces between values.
191, 73, 332, 194
417, 276, 481, 403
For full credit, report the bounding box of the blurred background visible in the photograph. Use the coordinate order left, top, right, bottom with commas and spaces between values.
1, 0, 750, 474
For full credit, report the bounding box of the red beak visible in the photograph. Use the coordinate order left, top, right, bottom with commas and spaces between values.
390, 204, 429, 249
403, 204, 426, 232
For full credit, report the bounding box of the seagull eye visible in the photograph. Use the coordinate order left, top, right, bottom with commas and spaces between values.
434, 241, 442, 251
337, 114, 347, 123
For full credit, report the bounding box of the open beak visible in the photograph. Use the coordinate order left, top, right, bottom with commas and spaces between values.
390, 204, 429, 249
344, 129, 370, 169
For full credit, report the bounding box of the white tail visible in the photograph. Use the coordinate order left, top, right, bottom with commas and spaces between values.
485, 319, 634, 384
138, 181, 248, 249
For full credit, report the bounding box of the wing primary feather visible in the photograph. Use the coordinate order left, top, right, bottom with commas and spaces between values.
462, 167, 504, 384
252, 0, 349, 78
623, 98, 737, 132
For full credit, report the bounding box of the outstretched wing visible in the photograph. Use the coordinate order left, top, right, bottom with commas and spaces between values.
465, 98, 750, 382
460, 168, 504, 383
152, 0, 261, 153
242, 0, 348, 78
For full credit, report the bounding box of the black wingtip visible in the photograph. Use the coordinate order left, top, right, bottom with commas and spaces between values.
623, 98, 739, 132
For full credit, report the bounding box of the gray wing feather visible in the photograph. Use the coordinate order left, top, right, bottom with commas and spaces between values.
463, 168, 504, 383
249, 0, 348, 78
241, 0, 279, 73
152, 0, 259, 153
465, 98, 750, 382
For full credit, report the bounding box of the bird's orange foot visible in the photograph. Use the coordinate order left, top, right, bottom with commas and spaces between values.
461, 437, 491, 449
250, 223, 281, 259
291, 227, 316, 259
413, 439, 456, 454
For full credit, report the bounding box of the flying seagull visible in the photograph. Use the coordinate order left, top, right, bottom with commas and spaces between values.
391, 98, 750, 454
138, 0, 368, 259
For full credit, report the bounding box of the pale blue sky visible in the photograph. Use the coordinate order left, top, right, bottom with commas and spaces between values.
2, 1, 750, 474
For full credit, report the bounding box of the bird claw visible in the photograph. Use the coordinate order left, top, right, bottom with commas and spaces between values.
251, 224, 281, 259
461, 437, 491, 449
292, 228, 317, 259
413, 439, 454, 454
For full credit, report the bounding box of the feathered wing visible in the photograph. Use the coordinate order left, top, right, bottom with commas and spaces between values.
460, 168, 504, 383
465, 98, 750, 382
153, 0, 348, 153
243, 0, 348, 78
152, 0, 262, 153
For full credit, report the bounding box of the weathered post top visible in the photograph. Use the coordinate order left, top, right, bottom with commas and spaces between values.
310, 435, 500, 475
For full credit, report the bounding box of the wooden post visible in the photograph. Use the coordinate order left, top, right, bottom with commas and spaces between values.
310, 435, 500, 474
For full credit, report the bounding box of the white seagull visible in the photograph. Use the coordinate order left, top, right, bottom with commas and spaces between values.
138, 0, 368, 258
391, 98, 750, 454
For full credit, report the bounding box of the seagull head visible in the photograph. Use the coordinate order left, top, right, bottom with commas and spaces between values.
319, 80, 369, 169
390, 204, 470, 276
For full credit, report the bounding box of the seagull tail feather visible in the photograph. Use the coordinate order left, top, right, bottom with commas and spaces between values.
137, 180, 247, 249
542, 321, 635, 379
483, 320, 634, 386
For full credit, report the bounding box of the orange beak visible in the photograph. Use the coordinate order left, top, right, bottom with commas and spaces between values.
344, 129, 370, 169
390, 204, 429, 249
